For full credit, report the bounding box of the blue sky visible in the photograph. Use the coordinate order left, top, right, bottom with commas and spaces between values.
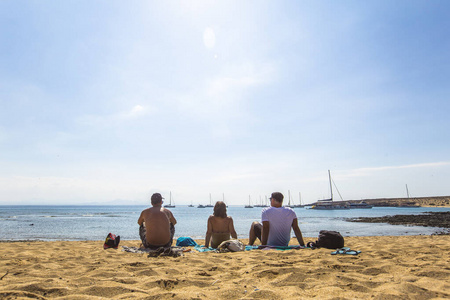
1, 1, 449, 205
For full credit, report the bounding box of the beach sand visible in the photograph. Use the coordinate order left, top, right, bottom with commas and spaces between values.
1, 236, 449, 299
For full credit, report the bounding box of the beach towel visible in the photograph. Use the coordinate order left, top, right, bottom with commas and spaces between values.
258, 245, 306, 251
176, 237, 198, 247
194, 245, 218, 252
122, 246, 185, 257
122, 246, 154, 254
193, 244, 303, 252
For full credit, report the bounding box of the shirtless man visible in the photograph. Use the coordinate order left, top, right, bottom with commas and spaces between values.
249, 192, 305, 247
138, 193, 177, 249
205, 201, 237, 248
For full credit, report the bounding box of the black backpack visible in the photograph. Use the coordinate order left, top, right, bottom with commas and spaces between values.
307, 230, 344, 249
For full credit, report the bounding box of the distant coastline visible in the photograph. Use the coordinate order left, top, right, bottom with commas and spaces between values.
311, 196, 450, 208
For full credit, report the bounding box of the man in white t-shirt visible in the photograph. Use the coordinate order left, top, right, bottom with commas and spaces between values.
249, 192, 305, 247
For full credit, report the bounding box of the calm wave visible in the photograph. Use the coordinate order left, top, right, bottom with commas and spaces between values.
0, 205, 448, 241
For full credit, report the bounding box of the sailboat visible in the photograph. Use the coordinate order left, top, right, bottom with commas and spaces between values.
223, 193, 228, 207
164, 192, 176, 208
293, 192, 305, 208
188, 200, 194, 207
397, 184, 420, 207
254, 195, 267, 207
245, 195, 253, 208
285, 190, 292, 208
311, 170, 349, 210
205, 193, 213, 207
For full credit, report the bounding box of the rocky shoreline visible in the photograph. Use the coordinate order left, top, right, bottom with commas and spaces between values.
347, 211, 450, 233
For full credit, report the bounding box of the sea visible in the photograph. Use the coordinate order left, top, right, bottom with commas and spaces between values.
0, 205, 449, 242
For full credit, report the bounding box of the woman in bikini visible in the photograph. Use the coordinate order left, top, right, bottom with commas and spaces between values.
205, 201, 237, 248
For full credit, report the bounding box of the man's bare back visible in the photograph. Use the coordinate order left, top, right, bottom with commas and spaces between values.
138, 193, 177, 248
138, 207, 171, 246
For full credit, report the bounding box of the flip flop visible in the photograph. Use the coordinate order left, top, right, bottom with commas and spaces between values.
331, 247, 350, 254
331, 247, 361, 255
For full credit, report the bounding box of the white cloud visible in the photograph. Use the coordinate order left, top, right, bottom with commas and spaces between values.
78, 104, 153, 128
119, 105, 148, 119
339, 161, 450, 179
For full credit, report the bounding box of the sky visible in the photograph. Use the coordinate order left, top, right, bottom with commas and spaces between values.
1, 1, 449, 205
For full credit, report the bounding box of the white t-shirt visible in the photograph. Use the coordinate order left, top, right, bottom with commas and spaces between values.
261, 206, 297, 246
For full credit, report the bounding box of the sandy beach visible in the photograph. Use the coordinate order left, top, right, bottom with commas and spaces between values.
1, 235, 449, 299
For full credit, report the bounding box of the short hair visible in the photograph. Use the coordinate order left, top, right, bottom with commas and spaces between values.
151, 193, 163, 205
213, 201, 227, 218
271, 192, 284, 203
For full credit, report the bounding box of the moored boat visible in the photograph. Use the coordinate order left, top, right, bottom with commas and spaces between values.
311, 170, 349, 210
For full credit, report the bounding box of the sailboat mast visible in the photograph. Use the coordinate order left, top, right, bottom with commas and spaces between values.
288, 190, 291, 206
406, 184, 410, 198
328, 170, 333, 201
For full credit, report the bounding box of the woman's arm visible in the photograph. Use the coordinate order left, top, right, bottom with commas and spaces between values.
205, 216, 213, 248
228, 217, 237, 239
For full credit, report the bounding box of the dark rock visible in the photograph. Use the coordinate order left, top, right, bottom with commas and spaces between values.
346, 211, 450, 228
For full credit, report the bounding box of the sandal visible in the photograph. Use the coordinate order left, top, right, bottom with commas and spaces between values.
331, 247, 361, 255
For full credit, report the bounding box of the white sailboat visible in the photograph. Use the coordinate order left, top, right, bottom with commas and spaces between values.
245, 195, 253, 208
255, 195, 267, 207
205, 193, 213, 207
164, 192, 176, 208
285, 190, 292, 207
311, 170, 349, 210
293, 192, 305, 208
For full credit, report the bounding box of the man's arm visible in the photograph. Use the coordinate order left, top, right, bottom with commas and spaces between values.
291, 218, 305, 246
137, 211, 145, 226
261, 221, 270, 245
165, 209, 177, 225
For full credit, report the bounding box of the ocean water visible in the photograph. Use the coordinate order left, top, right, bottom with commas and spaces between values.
0, 205, 448, 242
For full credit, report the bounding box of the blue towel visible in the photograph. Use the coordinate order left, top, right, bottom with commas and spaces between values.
194, 245, 216, 252
258, 245, 305, 250
176, 237, 198, 247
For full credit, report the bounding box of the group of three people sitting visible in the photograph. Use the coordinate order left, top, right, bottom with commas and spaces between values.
137, 192, 305, 249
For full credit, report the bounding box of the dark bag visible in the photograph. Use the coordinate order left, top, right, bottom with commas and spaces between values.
103, 233, 120, 249
307, 230, 344, 249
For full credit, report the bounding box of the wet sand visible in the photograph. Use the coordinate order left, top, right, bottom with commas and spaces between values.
1, 235, 449, 299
